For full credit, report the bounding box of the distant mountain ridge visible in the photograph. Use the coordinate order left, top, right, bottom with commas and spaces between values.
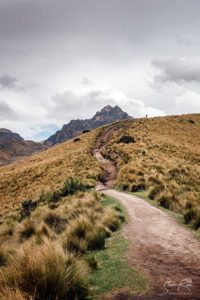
0, 129, 45, 166
44, 105, 132, 146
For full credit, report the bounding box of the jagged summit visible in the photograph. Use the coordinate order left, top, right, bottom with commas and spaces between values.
44, 105, 132, 146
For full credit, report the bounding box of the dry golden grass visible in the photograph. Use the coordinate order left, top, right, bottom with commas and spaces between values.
0, 239, 89, 300
0, 130, 101, 214
0, 288, 27, 300
0, 188, 124, 299
103, 114, 200, 228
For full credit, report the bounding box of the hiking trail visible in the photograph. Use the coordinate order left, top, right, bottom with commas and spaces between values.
94, 125, 200, 300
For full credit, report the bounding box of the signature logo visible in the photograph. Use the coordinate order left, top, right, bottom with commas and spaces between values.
159, 278, 193, 296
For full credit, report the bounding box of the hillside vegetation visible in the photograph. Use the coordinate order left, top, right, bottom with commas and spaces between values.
0, 130, 101, 215
1, 114, 200, 229
102, 114, 200, 229
1, 113, 200, 298
0, 126, 134, 299
0, 183, 125, 299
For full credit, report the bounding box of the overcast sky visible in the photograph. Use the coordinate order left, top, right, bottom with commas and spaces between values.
0, 0, 200, 140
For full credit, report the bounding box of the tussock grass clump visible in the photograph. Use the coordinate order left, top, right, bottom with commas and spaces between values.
62, 234, 88, 254
184, 208, 200, 229
66, 215, 93, 239
157, 194, 171, 209
0, 240, 89, 300
148, 184, 164, 200
16, 218, 36, 241
43, 211, 67, 233
101, 208, 121, 232
0, 223, 14, 237
86, 226, 107, 250
34, 222, 55, 242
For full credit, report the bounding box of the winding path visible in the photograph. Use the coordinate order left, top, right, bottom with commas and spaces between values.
94, 125, 200, 299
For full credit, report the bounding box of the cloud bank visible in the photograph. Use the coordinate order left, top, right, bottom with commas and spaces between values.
0, 0, 200, 139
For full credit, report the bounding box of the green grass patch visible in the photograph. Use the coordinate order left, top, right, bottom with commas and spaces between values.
101, 195, 126, 219
101, 195, 121, 207
90, 232, 147, 298
89, 195, 147, 298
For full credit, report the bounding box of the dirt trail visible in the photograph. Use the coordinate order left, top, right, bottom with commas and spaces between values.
94, 125, 200, 299
93, 125, 118, 188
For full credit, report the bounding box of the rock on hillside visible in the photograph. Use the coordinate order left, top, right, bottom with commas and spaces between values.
44, 105, 132, 146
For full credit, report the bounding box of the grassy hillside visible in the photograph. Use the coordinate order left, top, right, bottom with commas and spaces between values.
1, 113, 200, 298
1, 114, 200, 227
0, 186, 128, 299
0, 130, 101, 215
0, 125, 142, 299
102, 114, 200, 229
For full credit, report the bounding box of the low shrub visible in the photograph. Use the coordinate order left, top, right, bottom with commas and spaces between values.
74, 137, 81, 142
117, 135, 135, 144
60, 178, 86, 197
82, 129, 90, 133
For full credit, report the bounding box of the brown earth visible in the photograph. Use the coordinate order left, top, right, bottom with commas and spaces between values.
95, 125, 200, 300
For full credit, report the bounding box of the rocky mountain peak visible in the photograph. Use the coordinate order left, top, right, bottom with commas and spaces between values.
44, 105, 132, 146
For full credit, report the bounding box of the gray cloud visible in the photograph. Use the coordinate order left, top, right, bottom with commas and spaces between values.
0, 0, 200, 138
152, 57, 200, 86
0, 100, 18, 120
0, 74, 18, 89
49, 89, 164, 124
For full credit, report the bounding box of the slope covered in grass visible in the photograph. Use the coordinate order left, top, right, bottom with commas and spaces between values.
0, 181, 126, 299
0, 130, 101, 215
102, 114, 200, 229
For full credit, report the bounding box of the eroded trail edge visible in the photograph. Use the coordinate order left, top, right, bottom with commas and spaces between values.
94, 125, 200, 299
